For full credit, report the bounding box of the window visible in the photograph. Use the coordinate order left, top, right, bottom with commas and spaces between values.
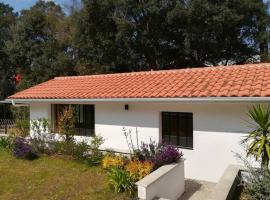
162, 112, 193, 149
52, 104, 95, 136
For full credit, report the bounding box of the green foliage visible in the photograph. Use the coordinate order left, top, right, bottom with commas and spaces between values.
86, 135, 105, 166
53, 136, 104, 164
14, 120, 30, 137
58, 106, 76, 142
238, 154, 270, 200
72, 140, 89, 161
75, 0, 270, 72
53, 140, 77, 156
245, 168, 270, 200
107, 167, 136, 196
243, 105, 270, 168
5, 1, 75, 91
11, 106, 29, 121
0, 3, 16, 100
0, 137, 12, 150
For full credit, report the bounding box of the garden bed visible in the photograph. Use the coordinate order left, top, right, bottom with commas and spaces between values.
0, 151, 129, 200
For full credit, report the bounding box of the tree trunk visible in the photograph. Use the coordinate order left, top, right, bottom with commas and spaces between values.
258, 0, 269, 62
262, 150, 269, 169
260, 41, 269, 62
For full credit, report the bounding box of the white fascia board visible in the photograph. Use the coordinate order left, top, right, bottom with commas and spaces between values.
5, 97, 270, 104
1, 100, 29, 106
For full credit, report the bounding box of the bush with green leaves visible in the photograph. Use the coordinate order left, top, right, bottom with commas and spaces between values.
15, 120, 30, 137
108, 167, 136, 196
86, 135, 105, 166
244, 168, 270, 200
53, 140, 76, 156
53, 136, 104, 164
73, 140, 89, 161
0, 137, 12, 150
239, 155, 270, 200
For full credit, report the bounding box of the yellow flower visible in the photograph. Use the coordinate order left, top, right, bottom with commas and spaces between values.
125, 160, 153, 181
102, 155, 125, 169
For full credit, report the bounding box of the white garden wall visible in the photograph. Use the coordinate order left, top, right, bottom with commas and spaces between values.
136, 160, 185, 200
29, 101, 258, 182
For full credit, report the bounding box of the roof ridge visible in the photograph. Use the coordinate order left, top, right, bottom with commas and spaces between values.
54, 63, 270, 80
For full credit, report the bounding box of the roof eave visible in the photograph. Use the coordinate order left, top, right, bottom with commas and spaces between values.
5, 97, 270, 104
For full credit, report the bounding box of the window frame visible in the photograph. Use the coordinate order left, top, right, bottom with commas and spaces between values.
51, 104, 95, 137
161, 111, 193, 149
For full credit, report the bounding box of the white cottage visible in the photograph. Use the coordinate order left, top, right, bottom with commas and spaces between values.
6, 63, 270, 182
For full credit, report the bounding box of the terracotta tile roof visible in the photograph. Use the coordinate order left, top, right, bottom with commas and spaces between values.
8, 63, 270, 99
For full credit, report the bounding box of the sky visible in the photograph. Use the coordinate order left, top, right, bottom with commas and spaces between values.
1, 0, 72, 12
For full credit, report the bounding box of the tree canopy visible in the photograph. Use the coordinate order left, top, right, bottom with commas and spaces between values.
0, 0, 269, 100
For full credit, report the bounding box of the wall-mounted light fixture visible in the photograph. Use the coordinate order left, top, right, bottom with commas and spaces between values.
124, 104, 129, 110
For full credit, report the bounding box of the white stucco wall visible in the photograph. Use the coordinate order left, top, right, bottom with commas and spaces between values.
29, 101, 258, 182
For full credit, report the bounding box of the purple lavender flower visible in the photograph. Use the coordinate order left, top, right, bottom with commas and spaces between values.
152, 145, 183, 168
12, 137, 37, 159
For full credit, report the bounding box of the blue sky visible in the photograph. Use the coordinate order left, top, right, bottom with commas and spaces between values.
1, 0, 72, 12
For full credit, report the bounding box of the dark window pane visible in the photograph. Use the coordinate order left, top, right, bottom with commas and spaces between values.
162, 112, 193, 148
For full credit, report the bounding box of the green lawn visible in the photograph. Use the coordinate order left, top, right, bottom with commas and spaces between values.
0, 151, 130, 200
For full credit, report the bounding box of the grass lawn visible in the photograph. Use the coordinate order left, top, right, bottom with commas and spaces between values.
0, 150, 130, 200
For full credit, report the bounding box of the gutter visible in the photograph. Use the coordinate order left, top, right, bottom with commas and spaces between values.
0, 100, 29, 107
4, 97, 270, 104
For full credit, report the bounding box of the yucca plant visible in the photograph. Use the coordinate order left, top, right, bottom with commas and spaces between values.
243, 105, 270, 168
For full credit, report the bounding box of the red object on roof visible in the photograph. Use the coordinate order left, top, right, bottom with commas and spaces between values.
8, 63, 270, 99
15, 74, 22, 83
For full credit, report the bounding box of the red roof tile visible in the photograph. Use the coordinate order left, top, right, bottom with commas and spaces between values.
8, 63, 270, 99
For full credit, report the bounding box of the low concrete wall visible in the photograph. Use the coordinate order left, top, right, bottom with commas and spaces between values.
136, 160, 185, 200
207, 165, 242, 200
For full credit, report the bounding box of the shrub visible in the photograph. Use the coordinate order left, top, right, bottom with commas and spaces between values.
108, 167, 136, 196
52, 136, 104, 164
135, 140, 160, 161
0, 137, 12, 150
30, 118, 54, 154
102, 154, 125, 169
244, 167, 270, 200
153, 144, 183, 168
8, 120, 30, 138
12, 137, 38, 160
73, 140, 89, 161
15, 120, 30, 137
58, 106, 76, 142
86, 135, 104, 166
237, 154, 270, 200
7, 128, 20, 137
53, 140, 76, 156
125, 160, 154, 181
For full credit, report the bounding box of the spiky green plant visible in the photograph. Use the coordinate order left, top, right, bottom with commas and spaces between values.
243, 105, 270, 168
